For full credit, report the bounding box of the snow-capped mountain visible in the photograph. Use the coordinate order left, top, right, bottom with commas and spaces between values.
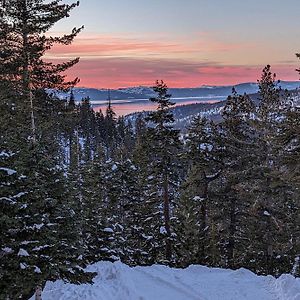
117, 86, 155, 97
53, 81, 300, 102
126, 87, 300, 130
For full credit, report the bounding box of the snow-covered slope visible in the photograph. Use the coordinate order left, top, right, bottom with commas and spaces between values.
31, 261, 300, 300
118, 86, 155, 96
51, 81, 300, 102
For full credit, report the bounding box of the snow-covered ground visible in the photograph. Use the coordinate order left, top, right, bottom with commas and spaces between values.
32, 261, 300, 300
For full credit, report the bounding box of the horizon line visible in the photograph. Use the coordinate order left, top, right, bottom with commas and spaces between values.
73, 79, 300, 90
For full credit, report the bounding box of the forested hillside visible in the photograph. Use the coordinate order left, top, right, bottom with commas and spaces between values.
0, 1, 299, 299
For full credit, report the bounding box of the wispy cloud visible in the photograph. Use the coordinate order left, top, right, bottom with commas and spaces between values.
46, 32, 250, 59
46, 34, 196, 59
45, 32, 298, 88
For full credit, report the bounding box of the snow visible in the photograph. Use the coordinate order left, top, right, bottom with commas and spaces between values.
272, 274, 300, 300
20, 263, 28, 270
17, 248, 30, 257
160, 226, 167, 235
0, 167, 17, 175
34, 224, 44, 230
118, 86, 154, 96
193, 196, 205, 202
292, 257, 300, 276
0, 150, 15, 158
32, 245, 50, 251
26, 223, 44, 231
12, 192, 27, 199
20, 240, 39, 245
30, 261, 300, 300
34, 266, 42, 274
0, 197, 16, 204
1, 247, 13, 254
199, 143, 213, 151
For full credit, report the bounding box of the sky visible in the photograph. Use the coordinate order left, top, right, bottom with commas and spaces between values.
48, 0, 300, 88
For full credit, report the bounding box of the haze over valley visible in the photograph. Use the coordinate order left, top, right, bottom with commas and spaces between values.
57, 81, 300, 115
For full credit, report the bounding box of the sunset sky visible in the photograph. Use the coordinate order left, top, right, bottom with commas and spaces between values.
48, 0, 300, 88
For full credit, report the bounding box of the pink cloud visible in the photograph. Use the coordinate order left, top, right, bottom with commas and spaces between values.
47, 35, 200, 58
45, 33, 298, 88
46, 33, 251, 59
51, 57, 298, 88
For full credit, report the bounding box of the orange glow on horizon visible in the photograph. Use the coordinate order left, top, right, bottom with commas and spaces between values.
62, 60, 298, 89
46, 33, 299, 89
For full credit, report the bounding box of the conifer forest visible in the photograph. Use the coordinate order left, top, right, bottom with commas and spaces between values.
0, 1, 299, 299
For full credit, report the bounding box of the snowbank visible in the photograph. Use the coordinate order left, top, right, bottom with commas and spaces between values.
31, 261, 300, 300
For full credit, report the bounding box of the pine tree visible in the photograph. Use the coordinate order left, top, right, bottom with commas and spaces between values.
0, 0, 93, 298
273, 59, 300, 275
79, 152, 116, 265
104, 95, 118, 158
219, 89, 258, 269
175, 117, 222, 267
248, 66, 285, 275
103, 158, 146, 265
0, 0, 82, 89
78, 96, 97, 162
116, 117, 135, 160
95, 109, 106, 145
145, 80, 181, 264
64, 91, 79, 167
131, 114, 162, 265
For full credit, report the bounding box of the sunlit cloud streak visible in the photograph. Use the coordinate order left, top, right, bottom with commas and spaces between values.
51, 57, 297, 88
46, 33, 298, 88
46, 33, 249, 59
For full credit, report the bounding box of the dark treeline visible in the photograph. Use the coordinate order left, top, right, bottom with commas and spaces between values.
0, 0, 299, 299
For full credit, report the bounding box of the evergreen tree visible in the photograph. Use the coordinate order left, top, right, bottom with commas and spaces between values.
95, 109, 106, 144
131, 114, 163, 265
79, 153, 116, 265
249, 66, 286, 275
272, 72, 300, 275
64, 91, 80, 167
219, 89, 258, 269
145, 80, 181, 263
104, 94, 117, 158
175, 117, 222, 267
103, 158, 146, 265
116, 117, 135, 160
0, 0, 93, 298
78, 96, 97, 162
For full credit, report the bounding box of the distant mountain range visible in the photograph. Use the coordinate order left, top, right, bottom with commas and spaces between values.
55, 81, 300, 102
126, 88, 300, 130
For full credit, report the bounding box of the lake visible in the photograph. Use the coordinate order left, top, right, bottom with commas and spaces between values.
92, 96, 226, 116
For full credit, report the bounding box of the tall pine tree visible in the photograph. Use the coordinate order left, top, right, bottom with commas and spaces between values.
145, 80, 181, 264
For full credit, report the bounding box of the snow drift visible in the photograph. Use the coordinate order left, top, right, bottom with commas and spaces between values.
31, 261, 300, 300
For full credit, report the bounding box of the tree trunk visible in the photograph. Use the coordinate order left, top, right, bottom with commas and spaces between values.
266, 218, 274, 275
22, 1, 36, 143
228, 196, 236, 268
199, 178, 208, 263
292, 256, 299, 276
69, 133, 73, 166
265, 177, 273, 275
35, 286, 42, 300
163, 173, 171, 262
29, 89, 36, 143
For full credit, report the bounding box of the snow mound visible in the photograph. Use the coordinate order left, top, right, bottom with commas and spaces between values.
32, 261, 300, 300
270, 274, 300, 300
